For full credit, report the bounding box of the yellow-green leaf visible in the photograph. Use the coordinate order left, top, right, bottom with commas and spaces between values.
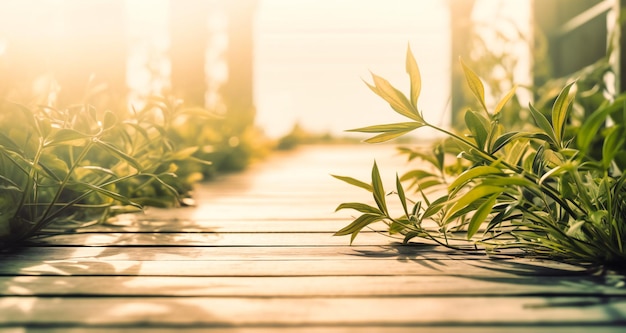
445, 185, 503, 223
448, 165, 503, 192
363, 130, 415, 143
365, 74, 423, 122
371, 161, 388, 215
552, 81, 575, 143
494, 85, 517, 115
467, 193, 498, 239
347, 122, 423, 133
405, 44, 421, 108
460, 57, 488, 113
331, 174, 373, 192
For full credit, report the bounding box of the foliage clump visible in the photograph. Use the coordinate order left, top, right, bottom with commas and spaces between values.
0, 97, 213, 246
334, 46, 626, 269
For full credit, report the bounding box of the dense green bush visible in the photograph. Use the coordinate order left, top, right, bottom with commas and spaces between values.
0, 96, 213, 246
334, 46, 626, 269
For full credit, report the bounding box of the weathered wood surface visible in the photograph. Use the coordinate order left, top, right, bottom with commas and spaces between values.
1, 144, 625, 331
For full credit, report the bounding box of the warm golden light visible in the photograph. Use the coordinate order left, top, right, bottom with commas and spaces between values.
0, 0, 530, 136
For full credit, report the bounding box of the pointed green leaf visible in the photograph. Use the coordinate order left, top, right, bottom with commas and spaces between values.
602, 125, 626, 168
491, 131, 521, 153
422, 195, 449, 219
335, 202, 382, 215
334, 213, 384, 244
165, 146, 199, 161
460, 57, 488, 113
576, 100, 617, 153
552, 81, 575, 144
467, 193, 498, 239
528, 103, 558, 148
406, 44, 421, 108
503, 138, 530, 165
371, 161, 388, 215
448, 165, 504, 192
396, 173, 409, 217
94, 140, 143, 171
494, 85, 517, 115
363, 130, 415, 143
465, 110, 489, 150
331, 174, 373, 192
347, 122, 423, 133
365, 74, 423, 122
445, 185, 503, 223
44, 129, 91, 147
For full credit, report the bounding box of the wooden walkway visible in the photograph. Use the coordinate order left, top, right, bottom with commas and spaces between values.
1, 144, 625, 332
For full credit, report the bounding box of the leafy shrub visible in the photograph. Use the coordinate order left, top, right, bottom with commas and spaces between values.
334, 46, 626, 269
0, 97, 212, 246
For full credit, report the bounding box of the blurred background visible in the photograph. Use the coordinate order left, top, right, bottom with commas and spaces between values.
0, 0, 622, 139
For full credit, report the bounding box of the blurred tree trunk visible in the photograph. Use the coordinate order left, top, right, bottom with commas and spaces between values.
449, 0, 475, 127
170, 0, 211, 107
222, 0, 257, 128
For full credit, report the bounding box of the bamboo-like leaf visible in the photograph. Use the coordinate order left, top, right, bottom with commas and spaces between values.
445, 185, 503, 223
331, 174, 373, 192
493, 85, 517, 115
371, 161, 388, 215
347, 122, 423, 133
400, 169, 440, 182
164, 146, 199, 161
94, 140, 143, 171
422, 195, 448, 219
528, 104, 558, 148
552, 81, 575, 144
334, 213, 384, 244
491, 131, 521, 153
467, 193, 498, 239
335, 202, 382, 215
70, 182, 141, 208
576, 101, 617, 153
44, 129, 91, 147
465, 110, 489, 150
365, 74, 423, 122
448, 165, 503, 192
405, 44, 421, 108
539, 163, 571, 185
460, 57, 488, 113
602, 125, 626, 168
363, 130, 415, 144
396, 173, 409, 217
503, 138, 529, 165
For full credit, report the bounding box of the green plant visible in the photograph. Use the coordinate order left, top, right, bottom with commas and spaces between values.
334, 46, 626, 269
0, 96, 212, 246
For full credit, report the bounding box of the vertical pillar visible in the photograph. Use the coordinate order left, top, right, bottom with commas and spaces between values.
170, 0, 211, 107
449, 0, 476, 127
222, 0, 257, 127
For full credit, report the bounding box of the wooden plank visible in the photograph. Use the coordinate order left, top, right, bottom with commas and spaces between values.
25, 232, 427, 247
0, 258, 586, 277
4, 328, 624, 333
2, 275, 624, 297
1, 296, 625, 326
76, 219, 389, 234
0, 245, 495, 261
